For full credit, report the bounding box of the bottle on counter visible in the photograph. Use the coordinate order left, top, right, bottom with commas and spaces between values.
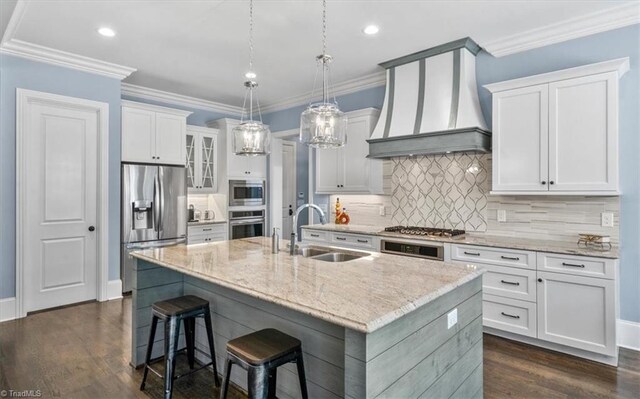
338, 208, 350, 225
271, 228, 280, 254
334, 197, 341, 224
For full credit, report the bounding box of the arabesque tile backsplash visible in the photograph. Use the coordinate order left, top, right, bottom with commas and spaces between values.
332, 154, 619, 244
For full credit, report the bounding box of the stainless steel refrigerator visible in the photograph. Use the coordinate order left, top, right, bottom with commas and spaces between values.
121, 164, 187, 292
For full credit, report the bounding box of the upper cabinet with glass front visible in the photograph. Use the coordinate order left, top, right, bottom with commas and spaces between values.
485, 58, 629, 196
186, 125, 219, 193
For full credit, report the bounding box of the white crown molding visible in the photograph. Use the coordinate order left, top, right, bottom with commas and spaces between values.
0, 39, 136, 79
482, 2, 640, 57
260, 71, 386, 114
1, 0, 27, 45
122, 99, 193, 117
187, 124, 220, 134
121, 83, 243, 116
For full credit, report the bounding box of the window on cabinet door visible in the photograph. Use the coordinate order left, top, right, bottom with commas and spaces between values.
186, 134, 196, 189
201, 135, 216, 190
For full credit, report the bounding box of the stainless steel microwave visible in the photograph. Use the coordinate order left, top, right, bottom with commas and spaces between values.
229, 180, 266, 206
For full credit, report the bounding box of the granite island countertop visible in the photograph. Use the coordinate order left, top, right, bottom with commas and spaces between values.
302, 224, 619, 259
131, 237, 483, 333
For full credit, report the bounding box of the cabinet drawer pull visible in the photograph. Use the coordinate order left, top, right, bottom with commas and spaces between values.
203, 228, 212, 231
501, 255, 520, 261
464, 251, 480, 256
562, 262, 585, 268
310, 233, 320, 238
335, 237, 347, 241
500, 280, 520, 286
357, 239, 369, 243
500, 312, 520, 319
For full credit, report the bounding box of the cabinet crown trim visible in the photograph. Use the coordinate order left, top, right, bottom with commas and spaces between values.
122, 100, 193, 117
187, 125, 219, 135
483, 57, 630, 93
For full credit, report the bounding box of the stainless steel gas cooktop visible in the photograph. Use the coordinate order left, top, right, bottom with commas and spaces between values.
383, 226, 466, 238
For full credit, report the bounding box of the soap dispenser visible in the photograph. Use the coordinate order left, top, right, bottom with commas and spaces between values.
271, 228, 280, 254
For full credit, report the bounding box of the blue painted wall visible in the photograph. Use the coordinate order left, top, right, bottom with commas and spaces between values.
476, 24, 640, 323
0, 54, 123, 297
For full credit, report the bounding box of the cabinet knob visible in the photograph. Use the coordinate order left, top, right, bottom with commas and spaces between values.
549, 181, 555, 185
537, 278, 543, 282
541, 181, 546, 185
88, 226, 95, 232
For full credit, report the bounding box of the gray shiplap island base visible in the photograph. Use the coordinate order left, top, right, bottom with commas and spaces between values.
131, 238, 484, 398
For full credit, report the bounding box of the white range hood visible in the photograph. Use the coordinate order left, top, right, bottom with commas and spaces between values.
368, 38, 491, 158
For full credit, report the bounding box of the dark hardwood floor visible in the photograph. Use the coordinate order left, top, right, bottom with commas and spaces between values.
0, 297, 638, 398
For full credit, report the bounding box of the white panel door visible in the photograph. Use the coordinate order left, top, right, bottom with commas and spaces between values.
492, 84, 549, 191
155, 113, 186, 165
246, 153, 266, 178
548, 72, 618, 192
24, 102, 98, 312
122, 106, 155, 163
537, 271, 616, 356
342, 116, 370, 192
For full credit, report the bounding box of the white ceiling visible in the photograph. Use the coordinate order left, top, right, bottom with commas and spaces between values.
5, 0, 636, 109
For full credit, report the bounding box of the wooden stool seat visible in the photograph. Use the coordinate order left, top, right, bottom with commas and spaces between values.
152, 295, 209, 316
227, 328, 301, 366
140, 295, 220, 399
220, 329, 308, 399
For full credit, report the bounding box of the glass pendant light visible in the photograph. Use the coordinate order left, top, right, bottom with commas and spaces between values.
300, 0, 347, 149
232, 0, 271, 156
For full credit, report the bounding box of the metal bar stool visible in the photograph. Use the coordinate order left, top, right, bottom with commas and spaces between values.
140, 295, 220, 399
220, 328, 308, 399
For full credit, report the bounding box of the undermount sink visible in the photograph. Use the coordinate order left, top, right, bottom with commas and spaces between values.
296, 246, 369, 262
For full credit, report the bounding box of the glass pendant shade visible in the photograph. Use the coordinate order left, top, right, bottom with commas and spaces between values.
300, 102, 347, 148
232, 120, 271, 156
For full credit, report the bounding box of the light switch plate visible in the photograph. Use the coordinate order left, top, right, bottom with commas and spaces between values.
601, 212, 614, 227
447, 308, 458, 329
497, 209, 507, 223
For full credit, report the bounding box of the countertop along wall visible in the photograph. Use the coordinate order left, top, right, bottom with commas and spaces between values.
0, 54, 123, 299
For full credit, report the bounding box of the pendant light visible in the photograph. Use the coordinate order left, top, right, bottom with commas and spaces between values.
299, 0, 347, 149
232, 0, 271, 156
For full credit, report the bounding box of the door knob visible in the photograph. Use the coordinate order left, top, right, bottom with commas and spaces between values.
88, 226, 96, 232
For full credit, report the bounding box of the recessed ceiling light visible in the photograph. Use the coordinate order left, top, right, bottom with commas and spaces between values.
98, 27, 116, 37
363, 25, 379, 35
245, 71, 257, 79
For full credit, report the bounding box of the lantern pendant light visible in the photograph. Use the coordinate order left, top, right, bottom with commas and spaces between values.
232, 0, 271, 156
299, 0, 347, 149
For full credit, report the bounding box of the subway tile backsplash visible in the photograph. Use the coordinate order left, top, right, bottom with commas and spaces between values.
332, 154, 619, 244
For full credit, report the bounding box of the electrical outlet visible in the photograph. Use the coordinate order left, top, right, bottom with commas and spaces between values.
447, 308, 458, 329
497, 209, 507, 223
601, 212, 614, 227
379, 205, 386, 216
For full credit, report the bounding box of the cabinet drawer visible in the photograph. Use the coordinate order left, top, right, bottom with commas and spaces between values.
481, 264, 536, 302
451, 244, 535, 270
483, 294, 537, 337
302, 229, 328, 242
537, 253, 616, 279
188, 224, 226, 237
188, 233, 225, 245
330, 232, 376, 249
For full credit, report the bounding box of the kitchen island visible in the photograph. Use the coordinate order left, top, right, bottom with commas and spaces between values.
130, 237, 484, 398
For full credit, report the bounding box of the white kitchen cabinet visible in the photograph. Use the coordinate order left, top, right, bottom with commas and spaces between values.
188, 223, 227, 244
208, 118, 267, 179
121, 100, 191, 165
315, 108, 386, 194
537, 271, 616, 356
485, 58, 629, 195
186, 125, 219, 193
301, 227, 380, 251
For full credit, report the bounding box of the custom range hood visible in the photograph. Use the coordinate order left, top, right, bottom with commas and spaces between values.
368, 38, 491, 158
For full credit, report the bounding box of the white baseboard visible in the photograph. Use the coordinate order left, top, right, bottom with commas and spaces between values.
618, 319, 640, 351
0, 297, 17, 322
107, 279, 123, 300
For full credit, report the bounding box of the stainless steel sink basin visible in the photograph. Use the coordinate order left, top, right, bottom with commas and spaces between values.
310, 252, 366, 262
295, 245, 370, 262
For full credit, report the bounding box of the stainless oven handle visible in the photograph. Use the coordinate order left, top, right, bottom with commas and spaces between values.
229, 218, 265, 226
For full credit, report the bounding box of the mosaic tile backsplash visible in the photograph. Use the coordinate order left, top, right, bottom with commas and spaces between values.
390, 154, 490, 231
